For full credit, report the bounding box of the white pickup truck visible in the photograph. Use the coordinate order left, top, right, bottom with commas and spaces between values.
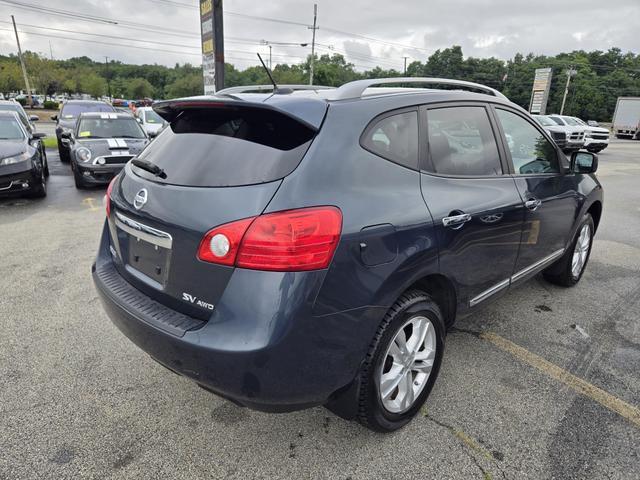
567, 116, 610, 153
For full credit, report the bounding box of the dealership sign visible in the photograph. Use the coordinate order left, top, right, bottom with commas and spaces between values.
529, 68, 553, 115
200, 0, 224, 94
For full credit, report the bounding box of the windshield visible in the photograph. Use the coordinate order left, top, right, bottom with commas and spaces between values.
534, 116, 556, 127
61, 103, 114, 119
77, 118, 146, 139
562, 117, 581, 126
549, 116, 565, 126
0, 117, 26, 140
143, 109, 164, 124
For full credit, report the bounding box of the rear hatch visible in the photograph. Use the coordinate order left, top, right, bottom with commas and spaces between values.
107, 98, 326, 319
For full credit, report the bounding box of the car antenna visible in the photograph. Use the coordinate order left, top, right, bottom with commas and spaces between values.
257, 53, 292, 95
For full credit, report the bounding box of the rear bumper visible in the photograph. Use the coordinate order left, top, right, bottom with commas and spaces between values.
92, 222, 381, 412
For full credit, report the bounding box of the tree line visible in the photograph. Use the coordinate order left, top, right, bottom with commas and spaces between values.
1, 46, 638, 121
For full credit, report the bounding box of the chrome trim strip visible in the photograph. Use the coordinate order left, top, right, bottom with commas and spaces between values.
469, 248, 566, 307
115, 211, 172, 249
469, 278, 510, 307
0, 181, 15, 191
511, 248, 565, 283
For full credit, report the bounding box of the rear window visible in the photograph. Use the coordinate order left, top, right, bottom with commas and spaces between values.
132, 107, 316, 187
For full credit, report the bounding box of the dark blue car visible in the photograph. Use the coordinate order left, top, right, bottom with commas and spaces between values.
93, 78, 603, 432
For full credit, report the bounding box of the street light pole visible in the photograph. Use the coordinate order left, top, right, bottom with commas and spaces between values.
308, 3, 318, 85
560, 67, 576, 115
11, 15, 32, 108
105, 56, 112, 102
403, 56, 409, 75
269, 45, 272, 70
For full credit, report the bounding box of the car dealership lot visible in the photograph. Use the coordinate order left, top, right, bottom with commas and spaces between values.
1, 141, 639, 479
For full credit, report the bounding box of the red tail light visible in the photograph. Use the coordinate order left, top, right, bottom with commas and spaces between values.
197, 217, 255, 266
197, 206, 342, 271
105, 176, 117, 217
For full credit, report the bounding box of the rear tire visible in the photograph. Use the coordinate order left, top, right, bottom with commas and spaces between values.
543, 214, 594, 287
356, 290, 445, 432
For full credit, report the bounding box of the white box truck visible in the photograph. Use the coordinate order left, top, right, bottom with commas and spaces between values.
612, 97, 640, 139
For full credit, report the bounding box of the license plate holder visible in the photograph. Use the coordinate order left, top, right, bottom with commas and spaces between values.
127, 235, 170, 285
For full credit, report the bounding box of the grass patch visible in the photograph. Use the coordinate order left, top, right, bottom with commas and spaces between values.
42, 136, 58, 148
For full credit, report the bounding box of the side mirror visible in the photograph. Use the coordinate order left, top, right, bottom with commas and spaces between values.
60, 132, 72, 140
571, 151, 598, 174
51, 115, 58, 121
32, 132, 46, 139
136, 117, 143, 124
29, 115, 39, 122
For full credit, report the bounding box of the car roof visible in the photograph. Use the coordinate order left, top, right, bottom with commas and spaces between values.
63, 100, 110, 105
78, 112, 134, 119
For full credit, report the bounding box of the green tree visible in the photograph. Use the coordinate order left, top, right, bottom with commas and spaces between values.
82, 74, 106, 99
127, 77, 154, 99
165, 73, 203, 98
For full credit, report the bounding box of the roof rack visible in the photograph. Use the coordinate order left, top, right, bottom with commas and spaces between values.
329, 77, 507, 101
215, 84, 335, 95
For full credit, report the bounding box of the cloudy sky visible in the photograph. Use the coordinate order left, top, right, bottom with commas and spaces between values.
0, 0, 638, 70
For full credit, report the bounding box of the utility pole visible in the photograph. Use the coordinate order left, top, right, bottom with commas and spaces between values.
403, 56, 409, 75
269, 45, 272, 70
104, 56, 112, 102
560, 67, 576, 115
308, 3, 318, 85
11, 16, 32, 108
49, 40, 53, 60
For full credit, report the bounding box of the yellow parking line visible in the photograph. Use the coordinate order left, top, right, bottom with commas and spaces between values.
82, 197, 101, 212
480, 332, 640, 428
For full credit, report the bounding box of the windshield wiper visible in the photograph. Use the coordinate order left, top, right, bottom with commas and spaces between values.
132, 158, 166, 179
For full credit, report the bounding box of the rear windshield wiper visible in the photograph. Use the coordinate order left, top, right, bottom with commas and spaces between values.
132, 158, 166, 179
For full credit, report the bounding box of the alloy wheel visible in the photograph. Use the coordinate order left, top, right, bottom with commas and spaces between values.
571, 224, 591, 278
379, 315, 436, 414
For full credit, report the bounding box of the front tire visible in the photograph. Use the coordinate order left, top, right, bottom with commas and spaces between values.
29, 170, 47, 198
356, 290, 445, 432
543, 214, 594, 287
72, 164, 85, 189
58, 142, 70, 163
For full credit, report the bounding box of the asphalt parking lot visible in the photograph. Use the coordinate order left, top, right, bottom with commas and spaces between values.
1, 141, 639, 479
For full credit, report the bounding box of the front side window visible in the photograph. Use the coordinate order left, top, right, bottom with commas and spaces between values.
425, 106, 502, 176
361, 110, 419, 169
77, 118, 146, 139
496, 109, 559, 175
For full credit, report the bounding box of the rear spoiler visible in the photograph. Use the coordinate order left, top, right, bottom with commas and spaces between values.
152, 95, 328, 131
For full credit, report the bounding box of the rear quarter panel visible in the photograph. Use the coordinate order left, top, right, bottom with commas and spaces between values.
265, 99, 440, 317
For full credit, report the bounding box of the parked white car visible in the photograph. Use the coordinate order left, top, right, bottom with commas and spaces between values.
534, 115, 585, 152
565, 116, 609, 153
135, 106, 167, 138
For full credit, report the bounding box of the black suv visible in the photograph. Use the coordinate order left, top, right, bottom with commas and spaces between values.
93, 78, 603, 432
53, 100, 116, 163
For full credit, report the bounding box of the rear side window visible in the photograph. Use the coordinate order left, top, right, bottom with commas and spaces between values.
425, 106, 502, 176
132, 107, 315, 187
361, 110, 419, 169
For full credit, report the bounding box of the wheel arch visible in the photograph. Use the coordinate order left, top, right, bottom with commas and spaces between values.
586, 200, 602, 232
405, 273, 457, 328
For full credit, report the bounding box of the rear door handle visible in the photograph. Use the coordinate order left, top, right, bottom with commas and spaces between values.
442, 213, 472, 229
525, 198, 542, 211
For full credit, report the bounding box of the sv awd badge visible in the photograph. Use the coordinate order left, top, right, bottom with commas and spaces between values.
182, 292, 214, 310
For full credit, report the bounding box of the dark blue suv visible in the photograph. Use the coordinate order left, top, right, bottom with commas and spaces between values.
93, 78, 603, 432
